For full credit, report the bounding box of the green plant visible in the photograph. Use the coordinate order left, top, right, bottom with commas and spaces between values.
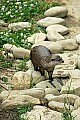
62, 98, 75, 120
16, 104, 33, 120
67, 79, 74, 94
15, 57, 29, 71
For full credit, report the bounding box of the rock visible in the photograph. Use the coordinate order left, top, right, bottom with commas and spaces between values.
12, 47, 30, 58
26, 60, 33, 68
0, 88, 45, 102
47, 31, 65, 42
2, 51, 14, 58
1, 94, 40, 109
46, 24, 69, 35
3, 43, 17, 52
74, 97, 80, 109
26, 68, 45, 84
11, 71, 30, 90
53, 53, 78, 78
75, 34, 80, 44
32, 41, 63, 53
37, 17, 65, 27
27, 33, 46, 44
0, 20, 8, 26
77, 56, 80, 69
61, 70, 80, 96
48, 101, 74, 112
36, 79, 63, 91
45, 94, 55, 102
46, 94, 79, 105
45, 88, 60, 96
8, 22, 31, 31
21, 105, 62, 120
44, 6, 68, 18
36, 80, 55, 89
60, 39, 78, 50
72, 108, 80, 120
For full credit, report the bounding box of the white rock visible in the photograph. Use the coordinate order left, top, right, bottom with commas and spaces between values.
44, 6, 68, 18
8, 22, 31, 31
61, 39, 78, 50
3, 43, 17, 52
45, 88, 60, 96
48, 101, 74, 112
27, 33, 46, 44
46, 24, 69, 35
36, 80, 55, 89
47, 31, 65, 41
1, 94, 40, 109
12, 47, 30, 58
74, 97, 80, 109
47, 94, 79, 105
2, 51, 14, 58
11, 71, 30, 90
61, 70, 80, 96
22, 105, 62, 120
32, 41, 63, 53
26, 68, 45, 84
72, 108, 80, 120
77, 56, 80, 69
75, 34, 80, 43
37, 17, 65, 27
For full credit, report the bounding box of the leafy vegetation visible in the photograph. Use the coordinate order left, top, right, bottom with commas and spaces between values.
62, 98, 75, 120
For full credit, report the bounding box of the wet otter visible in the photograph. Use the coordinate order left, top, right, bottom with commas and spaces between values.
30, 45, 64, 81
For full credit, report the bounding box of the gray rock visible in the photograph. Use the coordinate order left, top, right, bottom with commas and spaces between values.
21, 105, 62, 120
47, 31, 65, 41
37, 17, 65, 27
44, 6, 68, 18
8, 22, 31, 31
46, 24, 69, 35
77, 56, 80, 69
61, 39, 78, 50
0, 20, 8, 26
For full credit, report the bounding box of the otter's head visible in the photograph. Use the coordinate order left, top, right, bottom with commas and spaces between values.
49, 54, 64, 67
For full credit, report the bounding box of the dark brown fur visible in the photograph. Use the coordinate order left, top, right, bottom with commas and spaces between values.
30, 45, 64, 81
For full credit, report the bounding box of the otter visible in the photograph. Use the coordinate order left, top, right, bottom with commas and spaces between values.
30, 45, 64, 81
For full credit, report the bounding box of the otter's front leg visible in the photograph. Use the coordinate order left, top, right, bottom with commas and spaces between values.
39, 67, 45, 76
48, 71, 53, 81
